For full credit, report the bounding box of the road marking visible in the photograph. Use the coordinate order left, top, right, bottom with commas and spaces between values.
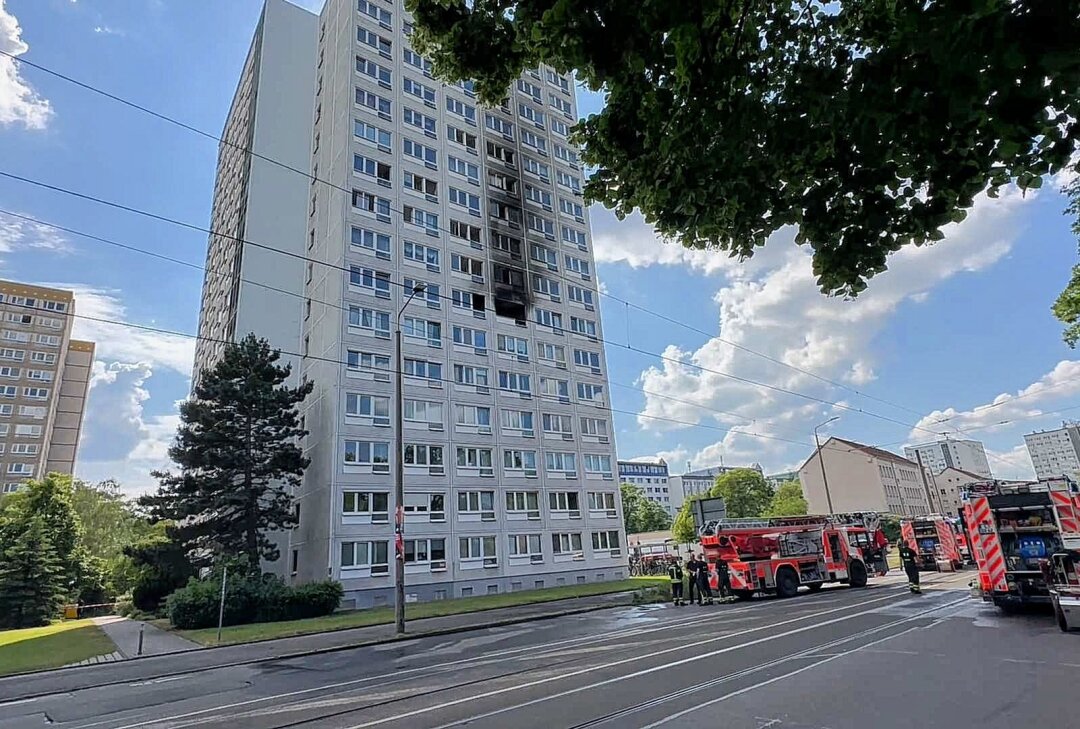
89, 590, 860, 729
351, 590, 927, 729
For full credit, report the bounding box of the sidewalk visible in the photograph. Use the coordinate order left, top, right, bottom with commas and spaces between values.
91, 616, 200, 658
0, 589, 638, 702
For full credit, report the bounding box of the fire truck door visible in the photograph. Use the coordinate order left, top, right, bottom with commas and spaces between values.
828, 533, 847, 578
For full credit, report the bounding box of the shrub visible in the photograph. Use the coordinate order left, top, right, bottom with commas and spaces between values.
167, 574, 342, 630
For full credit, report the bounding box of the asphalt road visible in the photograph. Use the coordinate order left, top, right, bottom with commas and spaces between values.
3, 570, 1077, 729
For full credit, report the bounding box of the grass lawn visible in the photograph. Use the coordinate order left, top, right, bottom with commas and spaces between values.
180, 576, 667, 646
0, 620, 116, 676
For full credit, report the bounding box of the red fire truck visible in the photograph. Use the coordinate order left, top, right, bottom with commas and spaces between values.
963, 478, 1080, 611
900, 516, 963, 571
698, 513, 887, 599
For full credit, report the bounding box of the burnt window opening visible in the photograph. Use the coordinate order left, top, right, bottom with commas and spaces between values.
492, 264, 529, 320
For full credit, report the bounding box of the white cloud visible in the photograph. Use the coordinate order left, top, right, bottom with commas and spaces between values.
92, 25, 124, 37
0, 0, 52, 129
984, 444, 1036, 482
0, 213, 72, 254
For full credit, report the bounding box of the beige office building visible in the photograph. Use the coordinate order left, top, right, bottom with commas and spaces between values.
0, 281, 94, 492
799, 437, 931, 517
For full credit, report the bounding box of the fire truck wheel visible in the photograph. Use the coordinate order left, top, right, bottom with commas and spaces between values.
806, 582, 824, 592
775, 567, 799, 598
848, 560, 868, 588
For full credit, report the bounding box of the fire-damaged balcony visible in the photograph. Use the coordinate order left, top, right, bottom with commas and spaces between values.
492, 264, 529, 321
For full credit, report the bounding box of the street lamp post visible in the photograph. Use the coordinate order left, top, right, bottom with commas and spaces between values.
814, 416, 840, 515
394, 283, 426, 635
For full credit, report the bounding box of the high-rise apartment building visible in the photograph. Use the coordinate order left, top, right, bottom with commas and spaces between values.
195, 0, 624, 607
0, 281, 94, 492
1024, 423, 1080, 480
617, 459, 671, 514
903, 438, 992, 479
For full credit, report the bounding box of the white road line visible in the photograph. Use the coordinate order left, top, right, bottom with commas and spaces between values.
89, 589, 852, 729
349, 590, 919, 729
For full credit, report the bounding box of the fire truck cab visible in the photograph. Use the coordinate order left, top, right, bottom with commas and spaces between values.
962, 478, 1080, 611
900, 515, 964, 571
698, 513, 886, 599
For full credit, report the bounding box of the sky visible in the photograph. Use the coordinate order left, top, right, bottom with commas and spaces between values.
0, 0, 1077, 494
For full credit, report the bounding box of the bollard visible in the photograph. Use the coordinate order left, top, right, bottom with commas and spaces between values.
138, 623, 145, 656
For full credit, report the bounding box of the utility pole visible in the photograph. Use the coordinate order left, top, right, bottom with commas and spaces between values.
914, 450, 936, 514
814, 417, 839, 514
394, 283, 425, 636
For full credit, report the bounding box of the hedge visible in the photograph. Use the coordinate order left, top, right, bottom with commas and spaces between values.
167, 574, 342, 629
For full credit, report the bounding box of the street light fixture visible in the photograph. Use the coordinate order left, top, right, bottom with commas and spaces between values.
814, 416, 840, 515
394, 283, 426, 635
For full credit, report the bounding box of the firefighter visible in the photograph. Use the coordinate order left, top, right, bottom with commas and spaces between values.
696, 553, 715, 605
898, 539, 921, 594
668, 559, 686, 606
685, 553, 700, 605
715, 557, 733, 602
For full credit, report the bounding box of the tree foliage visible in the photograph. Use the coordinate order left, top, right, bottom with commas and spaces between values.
123, 524, 196, 613
765, 481, 809, 517
409, 0, 1080, 300
0, 472, 83, 579
1053, 177, 1080, 347
71, 479, 156, 595
142, 335, 313, 568
620, 482, 671, 534
0, 517, 67, 629
671, 496, 699, 544
713, 469, 774, 518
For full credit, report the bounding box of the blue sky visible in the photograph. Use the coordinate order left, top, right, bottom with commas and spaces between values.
0, 0, 1077, 492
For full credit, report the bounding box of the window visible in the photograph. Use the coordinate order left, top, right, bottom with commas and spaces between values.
549, 491, 580, 514
448, 156, 480, 184
530, 243, 557, 268
402, 107, 437, 139
506, 491, 540, 518
546, 69, 571, 92
342, 491, 389, 521
403, 399, 443, 426
22, 387, 47, 400
524, 184, 552, 209
0, 348, 23, 361
343, 440, 389, 467
521, 129, 548, 153
17, 406, 45, 419
490, 200, 522, 225
0, 367, 19, 378
452, 325, 487, 350
403, 357, 442, 382
591, 490, 617, 514
403, 443, 444, 467
403, 492, 446, 521
492, 232, 522, 257
557, 170, 582, 193
457, 447, 494, 470
355, 88, 392, 119
592, 530, 620, 551
551, 118, 570, 137
405, 538, 447, 569
458, 490, 495, 518
449, 187, 481, 214
516, 79, 542, 101
35, 334, 59, 347
534, 308, 562, 331
355, 57, 392, 87
0, 386, 15, 398
449, 219, 482, 244
5, 312, 31, 325
501, 409, 534, 434
487, 140, 516, 166
403, 48, 432, 75
347, 350, 390, 374
346, 393, 390, 424
508, 534, 543, 559
578, 383, 604, 402
2, 331, 29, 343
518, 103, 546, 126
524, 156, 551, 180
550, 94, 573, 116
340, 540, 390, 574
447, 125, 477, 152
404, 205, 439, 235
532, 274, 560, 299
358, 26, 392, 56
546, 452, 577, 474
459, 535, 497, 565
570, 316, 597, 337
455, 404, 492, 428
527, 212, 555, 238
554, 143, 579, 168
446, 96, 477, 124
451, 253, 484, 278
574, 349, 601, 369
348, 266, 391, 298
485, 114, 514, 138
498, 371, 531, 395
403, 77, 437, 106
565, 255, 591, 277
503, 449, 537, 472
497, 334, 528, 357
348, 306, 391, 336
351, 227, 391, 258
454, 364, 489, 387
552, 532, 583, 554
403, 240, 440, 269
568, 285, 595, 307
357, 0, 391, 29
584, 454, 613, 475
537, 343, 566, 368
403, 137, 438, 167
41, 300, 67, 312
543, 413, 573, 435
13, 424, 41, 437
7, 463, 33, 476
539, 377, 570, 399
403, 316, 441, 345
561, 226, 587, 248
406, 169, 438, 195
451, 289, 485, 313
560, 197, 585, 220
352, 189, 392, 219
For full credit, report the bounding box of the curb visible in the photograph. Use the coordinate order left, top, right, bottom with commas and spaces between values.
0, 595, 647, 702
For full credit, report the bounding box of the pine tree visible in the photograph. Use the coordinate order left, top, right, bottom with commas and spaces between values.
142, 334, 313, 569
0, 517, 67, 629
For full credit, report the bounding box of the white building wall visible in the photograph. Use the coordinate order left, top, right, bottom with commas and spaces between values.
800, 438, 930, 517
1024, 425, 1080, 480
